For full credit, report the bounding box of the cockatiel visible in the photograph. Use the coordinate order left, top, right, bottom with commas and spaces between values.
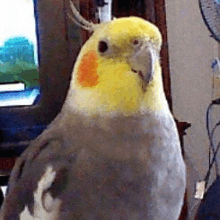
0, 2, 186, 219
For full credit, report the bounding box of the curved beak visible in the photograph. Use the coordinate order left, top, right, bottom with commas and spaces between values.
129, 45, 157, 92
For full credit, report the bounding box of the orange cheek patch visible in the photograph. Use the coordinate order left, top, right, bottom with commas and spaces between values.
77, 50, 99, 87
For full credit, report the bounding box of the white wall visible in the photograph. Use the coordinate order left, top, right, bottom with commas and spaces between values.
165, 0, 219, 218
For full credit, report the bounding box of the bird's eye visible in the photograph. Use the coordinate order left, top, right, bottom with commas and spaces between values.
133, 40, 139, 45
98, 41, 108, 53
132, 39, 143, 48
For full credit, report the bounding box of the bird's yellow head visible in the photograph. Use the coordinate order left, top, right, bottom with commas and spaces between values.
66, 16, 168, 116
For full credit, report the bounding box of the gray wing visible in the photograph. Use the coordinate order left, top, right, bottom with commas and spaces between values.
1, 136, 149, 220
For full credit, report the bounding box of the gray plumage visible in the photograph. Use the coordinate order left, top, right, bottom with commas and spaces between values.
1, 110, 185, 219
